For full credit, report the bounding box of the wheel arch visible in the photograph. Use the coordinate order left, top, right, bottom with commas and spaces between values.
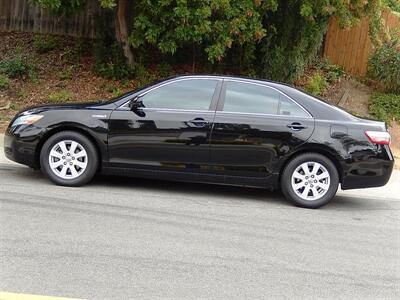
35, 125, 104, 170
279, 145, 344, 184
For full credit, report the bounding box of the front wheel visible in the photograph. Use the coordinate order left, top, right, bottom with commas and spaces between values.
40, 131, 98, 186
281, 153, 339, 208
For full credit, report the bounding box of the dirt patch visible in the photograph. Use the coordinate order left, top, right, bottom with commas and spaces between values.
327, 78, 373, 117
0, 31, 136, 130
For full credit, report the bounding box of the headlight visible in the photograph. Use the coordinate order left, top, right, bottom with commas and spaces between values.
11, 114, 43, 127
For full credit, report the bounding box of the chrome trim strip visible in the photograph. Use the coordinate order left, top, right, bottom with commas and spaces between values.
140, 108, 214, 114
215, 110, 312, 119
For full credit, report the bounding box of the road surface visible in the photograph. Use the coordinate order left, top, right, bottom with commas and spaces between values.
0, 161, 399, 299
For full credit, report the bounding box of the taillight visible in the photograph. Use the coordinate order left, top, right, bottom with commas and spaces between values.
365, 131, 391, 145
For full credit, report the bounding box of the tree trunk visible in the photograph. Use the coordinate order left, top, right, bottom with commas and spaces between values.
114, 0, 134, 66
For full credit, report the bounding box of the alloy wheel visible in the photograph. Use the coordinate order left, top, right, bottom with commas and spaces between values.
48, 140, 88, 179
291, 161, 331, 201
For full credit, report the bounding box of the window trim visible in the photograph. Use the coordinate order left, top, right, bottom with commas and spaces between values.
219, 79, 312, 118
120, 77, 222, 111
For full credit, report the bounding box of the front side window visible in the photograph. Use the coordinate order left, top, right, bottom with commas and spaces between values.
223, 82, 280, 115
141, 79, 218, 110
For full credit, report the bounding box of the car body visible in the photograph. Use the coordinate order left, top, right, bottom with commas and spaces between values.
4, 75, 394, 208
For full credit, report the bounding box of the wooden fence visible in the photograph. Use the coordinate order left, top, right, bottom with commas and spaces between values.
0, 0, 102, 38
324, 10, 400, 77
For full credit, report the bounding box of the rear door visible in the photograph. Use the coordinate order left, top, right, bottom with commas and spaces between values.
209, 80, 315, 183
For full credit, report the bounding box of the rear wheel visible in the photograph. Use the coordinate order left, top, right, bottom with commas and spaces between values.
40, 131, 98, 186
281, 153, 339, 208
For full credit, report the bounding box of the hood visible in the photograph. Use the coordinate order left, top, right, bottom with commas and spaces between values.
19, 100, 116, 115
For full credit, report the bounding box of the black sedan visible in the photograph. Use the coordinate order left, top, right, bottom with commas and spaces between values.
4, 75, 394, 208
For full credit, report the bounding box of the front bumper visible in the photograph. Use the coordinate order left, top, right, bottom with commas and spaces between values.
4, 126, 44, 168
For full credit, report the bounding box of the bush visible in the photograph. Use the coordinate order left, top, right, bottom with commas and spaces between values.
48, 90, 72, 103
0, 56, 35, 79
34, 35, 58, 53
384, 0, 400, 13
317, 59, 345, 83
260, 4, 328, 83
368, 34, 400, 93
369, 92, 400, 125
93, 13, 133, 79
0, 74, 10, 90
305, 72, 328, 96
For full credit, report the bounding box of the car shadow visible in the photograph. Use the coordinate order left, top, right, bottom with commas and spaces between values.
93, 174, 288, 205
7, 165, 386, 211
92, 174, 381, 210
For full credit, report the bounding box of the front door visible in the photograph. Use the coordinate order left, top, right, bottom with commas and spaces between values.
108, 78, 221, 174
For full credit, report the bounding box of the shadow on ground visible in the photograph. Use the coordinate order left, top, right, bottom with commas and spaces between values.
3, 164, 389, 211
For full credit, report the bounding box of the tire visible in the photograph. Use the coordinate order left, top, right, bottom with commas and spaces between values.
281, 153, 339, 208
40, 131, 98, 186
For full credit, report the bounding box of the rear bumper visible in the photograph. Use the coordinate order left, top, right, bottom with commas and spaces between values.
341, 145, 394, 190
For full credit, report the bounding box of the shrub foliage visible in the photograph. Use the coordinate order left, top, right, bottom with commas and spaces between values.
34, 34, 58, 53
48, 90, 72, 103
0, 74, 10, 90
369, 92, 400, 125
305, 72, 328, 96
368, 34, 400, 94
0, 56, 35, 79
32, 0, 386, 83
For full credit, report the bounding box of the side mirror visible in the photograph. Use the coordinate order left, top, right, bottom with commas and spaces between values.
129, 96, 144, 111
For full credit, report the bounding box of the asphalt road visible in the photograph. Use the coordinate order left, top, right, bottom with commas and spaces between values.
0, 163, 399, 299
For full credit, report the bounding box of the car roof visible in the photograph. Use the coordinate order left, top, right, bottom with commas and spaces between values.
170, 74, 282, 86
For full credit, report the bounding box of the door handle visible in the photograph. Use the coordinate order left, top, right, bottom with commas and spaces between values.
189, 118, 208, 128
287, 122, 307, 131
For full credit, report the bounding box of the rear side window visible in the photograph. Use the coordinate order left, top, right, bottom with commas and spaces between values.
279, 94, 309, 117
141, 79, 218, 110
223, 82, 279, 114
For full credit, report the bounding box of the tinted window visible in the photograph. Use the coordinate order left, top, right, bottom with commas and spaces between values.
279, 94, 309, 117
223, 82, 279, 114
141, 79, 217, 110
